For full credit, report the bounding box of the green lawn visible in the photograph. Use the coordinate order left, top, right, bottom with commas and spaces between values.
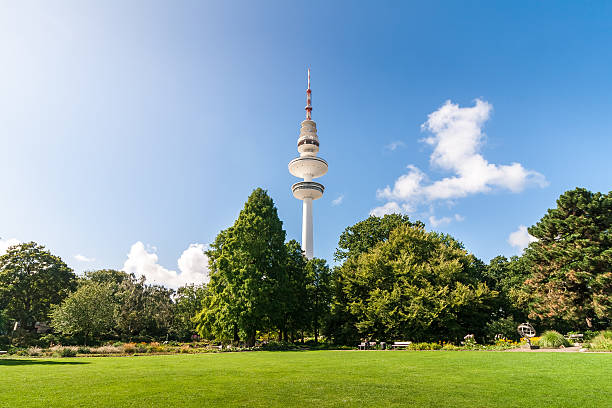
1, 351, 610, 407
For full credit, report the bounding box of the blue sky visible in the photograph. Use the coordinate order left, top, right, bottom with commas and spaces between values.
1, 1, 611, 286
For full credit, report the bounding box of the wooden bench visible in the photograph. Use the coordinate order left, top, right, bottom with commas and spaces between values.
391, 341, 412, 349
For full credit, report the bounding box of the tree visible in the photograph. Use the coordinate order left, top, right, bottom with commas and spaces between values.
305, 258, 332, 344
334, 214, 422, 262
523, 188, 612, 330
336, 224, 496, 343
196, 188, 287, 346
483, 255, 531, 321
0, 242, 76, 330
50, 282, 116, 345
172, 284, 208, 341
328, 214, 423, 344
114, 275, 175, 341
273, 240, 308, 342
84, 269, 130, 286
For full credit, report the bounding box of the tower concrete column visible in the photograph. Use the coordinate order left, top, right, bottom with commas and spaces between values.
302, 197, 313, 259
288, 69, 327, 259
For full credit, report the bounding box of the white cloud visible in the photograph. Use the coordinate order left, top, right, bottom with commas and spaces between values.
74, 254, 95, 262
369, 201, 415, 217
385, 140, 406, 151
429, 215, 452, 227
332, 195, 344, 206
508, 225, 538, 252
122, 242, 209, 289
428, 214, 464, 227
375, 99, 547, 212
177, 244, 210, 285
0, 237, 20, 255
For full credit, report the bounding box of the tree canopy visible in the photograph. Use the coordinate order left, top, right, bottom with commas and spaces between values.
0, 242, 76, 330
523, 188, 612, 330
50, 281, 116, 345
332, 222, 496, 343
196, 188, 288, 346
334, 214, 422, 262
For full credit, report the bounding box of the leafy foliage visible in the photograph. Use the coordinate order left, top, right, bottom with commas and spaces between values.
0, 242, 76, 330
172, 284, 208, 341
196, 188, 288, 346
50, 281, 116, 345
305, 258, 332, 343
334, 223, 497, 343
538, 330, 570, 348
334, 214, 422, 262
523, 188, 612, 330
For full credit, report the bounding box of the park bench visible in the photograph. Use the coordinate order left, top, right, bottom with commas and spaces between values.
566, 333, 583, 343
391, 341, 412, 349
0, 350, 7, 355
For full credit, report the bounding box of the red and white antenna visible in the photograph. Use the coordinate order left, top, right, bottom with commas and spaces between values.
305, 68, 312, 120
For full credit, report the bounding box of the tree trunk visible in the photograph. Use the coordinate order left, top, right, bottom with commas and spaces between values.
246, 331, 256, 347
233, 324, 239, 343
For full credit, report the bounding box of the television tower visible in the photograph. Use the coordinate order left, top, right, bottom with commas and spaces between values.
288, 69, 328, 259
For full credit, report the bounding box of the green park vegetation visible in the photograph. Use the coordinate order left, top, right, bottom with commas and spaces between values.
1, 187, 610, 356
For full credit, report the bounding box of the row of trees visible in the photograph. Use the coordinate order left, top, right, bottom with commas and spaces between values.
0, 252, 206, 345
1, 187, 610, 347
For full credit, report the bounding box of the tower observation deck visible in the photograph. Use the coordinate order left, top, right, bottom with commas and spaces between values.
288, 69, 328, 259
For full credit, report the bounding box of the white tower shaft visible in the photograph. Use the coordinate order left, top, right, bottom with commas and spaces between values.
289, 69, 327, 260
302, 198, 313, 259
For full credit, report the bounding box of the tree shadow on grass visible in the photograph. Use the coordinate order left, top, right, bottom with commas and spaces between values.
0, 359, 89, 366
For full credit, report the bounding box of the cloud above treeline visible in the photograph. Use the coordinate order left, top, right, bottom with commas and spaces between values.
122, 242, 210, 289
508, 225, 538, 253
372, 99, 548, 222
74, 254, 95, 262
0, 237, 20, 255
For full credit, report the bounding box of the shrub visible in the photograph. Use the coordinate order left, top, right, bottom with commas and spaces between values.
90, 345, 122, 354
442, 343, 460, 350
135, 343, 149, 353
50, 346, 78, 357
149, 342, 164, 353
77, 346, 91, 354
463, 334, 477, 349
26, 346, 43, 356
485, 317, 520, 342
260, 341, 296, 351
589, 331, 612, 351
122, 343, 136, 354
538, 331, 570, 348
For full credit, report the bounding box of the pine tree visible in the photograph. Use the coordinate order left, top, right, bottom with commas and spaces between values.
524, 188, 612, 329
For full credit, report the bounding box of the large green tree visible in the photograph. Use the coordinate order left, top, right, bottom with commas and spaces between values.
50, 281, 116, 345
172, 283, 208, 341
0, 242, 76, 330
336, 224, 496, 343
523, 188, 612, 330
334, 214, 422, 262
328, 214, 423, 344
273, 240, 308, 342
305, 258, 332, 344
196, 188, 287, 346
114, 275, 175, 341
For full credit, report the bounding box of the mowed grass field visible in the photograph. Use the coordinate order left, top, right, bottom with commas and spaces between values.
1, 350, 610, 408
